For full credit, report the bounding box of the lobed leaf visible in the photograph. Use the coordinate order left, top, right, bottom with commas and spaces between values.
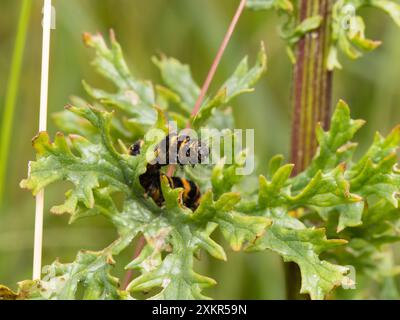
329, 0, 400, 69
191, 43, 267, 128
248, 225, 348, 300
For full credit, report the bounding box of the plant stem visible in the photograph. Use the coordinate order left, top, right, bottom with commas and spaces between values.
0, 0, 32, 209
166, 0, 247, 177
287, 0, 334, 299
290, 0, 333, 175
189, 0, 247, 120
121, 236, 146, 290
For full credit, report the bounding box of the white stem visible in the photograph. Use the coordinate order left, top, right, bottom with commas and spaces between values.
33, 0, 52, 281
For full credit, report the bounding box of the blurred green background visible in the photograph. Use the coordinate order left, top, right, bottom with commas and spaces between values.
0, 0, 399, 299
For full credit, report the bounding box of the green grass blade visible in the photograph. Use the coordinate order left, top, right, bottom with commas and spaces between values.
0, 0, 32, 208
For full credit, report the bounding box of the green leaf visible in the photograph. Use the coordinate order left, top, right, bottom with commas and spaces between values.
52, 96, 100, 141
284, 16, 323, 46
215, 209, 271, 251
82, 32, 157, 128
291, 100, 399, 231
125, 179, 222, 299
1, 241, 130, 300
329, 0, 400, 70
259, 160, 361, 211
20, 108, 133, 218
340, 200, 400, 248
303, 102, 398, 233
211, 150, 248, 198
318, 202, 365, 232
349, 17, 382, 51
247, 99, 400, 298
258, 164, 294, 207
191, 43, 267, 128
308, 100, 365, 174
125, 181, 270, 299
248, 225, 348, 300
153, 56, 201, 113
127, 245, 216, 300
267, 154, 285, 179
194, 190, 271, 252
41, 249, 125, 300
245, 156, 352, 299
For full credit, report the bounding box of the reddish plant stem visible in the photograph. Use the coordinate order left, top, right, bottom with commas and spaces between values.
189, 0, 247, 119
167, 0, 247, 177
287, 0, 334, 300
121, 236, 146, 290
290, 0, 333, 175
123, 0, 248, 290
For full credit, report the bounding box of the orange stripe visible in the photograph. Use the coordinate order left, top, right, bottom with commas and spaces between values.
181, 178, 191, 198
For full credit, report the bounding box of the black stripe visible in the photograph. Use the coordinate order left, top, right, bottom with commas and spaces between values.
188, 180, 198, 199
170, 177, 184, 189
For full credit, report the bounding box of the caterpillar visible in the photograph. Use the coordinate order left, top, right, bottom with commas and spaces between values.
130, 133, 209, 168
130, 134, 208, 210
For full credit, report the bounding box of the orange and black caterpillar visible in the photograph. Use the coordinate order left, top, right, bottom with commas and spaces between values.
130, 134, 208, 210
137, 164, 201, 210
130, 133, 209, 167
